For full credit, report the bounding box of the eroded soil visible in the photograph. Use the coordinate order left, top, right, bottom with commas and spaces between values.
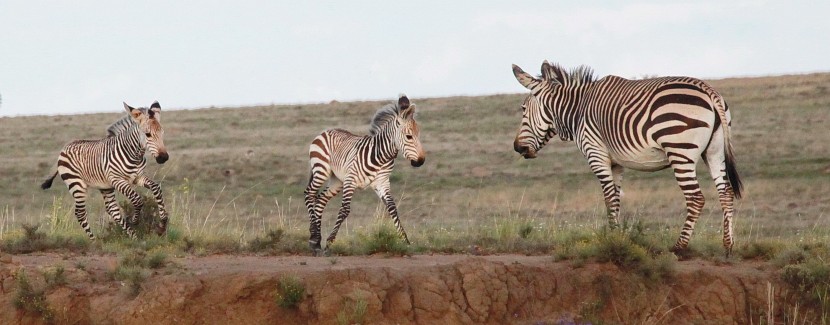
0, 253, 801, 324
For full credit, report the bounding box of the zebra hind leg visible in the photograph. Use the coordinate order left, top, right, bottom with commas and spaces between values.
304, 171, 331, 253
704, 145, 737, 257
669, 164, 705, 256
69, 182, 95, 239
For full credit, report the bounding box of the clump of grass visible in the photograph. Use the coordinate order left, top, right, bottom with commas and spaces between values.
118, 194, 163, 238
247, 228, 284, 253
739, 241, 785, 260
275, 275, 305, 309
518, 223, 533, 239
13, 270, 54, 322
336, 294, 368, 325
0, 223, 89, 254
43, 265, 67, 289
778, 244, 830, 319
360, 224, 410, 256
108, 248, 167, 296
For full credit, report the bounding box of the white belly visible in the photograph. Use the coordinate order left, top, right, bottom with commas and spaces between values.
612, 147, 670, 171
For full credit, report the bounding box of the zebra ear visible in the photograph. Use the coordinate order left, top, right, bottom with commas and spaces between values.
541, 61, 566, 85
124, 102, 142, 120
401, 103, 416, 119
150, 101, 161, 110
398, 94, 410, 110
512, 64, 541, 90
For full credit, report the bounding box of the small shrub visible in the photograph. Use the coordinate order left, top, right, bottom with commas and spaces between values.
247, 228, 284, 253
594, 231, 648, 269
275, 275, 305, 309
111, 265, 149, 297
360, 225, 409, 256
13, 270, 53, 322
118, 194, 161, 238
44, 265, 67, 289
336, 294, 368, 325
739, 241, 784, 260
146, 251, 168, 269
781, 259, 830, 308
518, 224, 533, 239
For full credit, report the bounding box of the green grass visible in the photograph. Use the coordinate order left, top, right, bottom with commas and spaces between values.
12, 270, 54, 322
275, 275, 306, 309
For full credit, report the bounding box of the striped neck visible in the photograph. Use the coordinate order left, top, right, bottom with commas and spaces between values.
369, 122, 400, 163
113, 124, 146, 159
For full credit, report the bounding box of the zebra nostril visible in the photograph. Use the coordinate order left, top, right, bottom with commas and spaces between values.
156, 153, 169, 164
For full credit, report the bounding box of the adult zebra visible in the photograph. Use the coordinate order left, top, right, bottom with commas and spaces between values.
511, 61, 743, 256
41, 102, 170, 239
304, 94, 426, 254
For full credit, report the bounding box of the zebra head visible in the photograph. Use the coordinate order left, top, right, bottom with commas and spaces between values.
396, 95, 426, 167
511, 63, 559, 159
124, 101, 169, 164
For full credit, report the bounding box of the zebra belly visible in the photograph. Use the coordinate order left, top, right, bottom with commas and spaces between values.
612, 148, 670, 171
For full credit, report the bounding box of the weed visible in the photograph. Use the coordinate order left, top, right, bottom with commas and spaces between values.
13, 270, 53, 322
275, 275, 305, 309
519, 223, 534, 239
336, 294, 369, 325
247, 228, 284, 253
739, 241, 785, 260
359, 224, 409, 256
44, 265, 67, 289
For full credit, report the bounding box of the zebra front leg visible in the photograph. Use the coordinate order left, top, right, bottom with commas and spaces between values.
373, 181, 410, 244
69, 183, 95, 239
587, 154, 621, 229
138, 176, 168, 236
112, 179, 141, 238
101, 188, 136, 238
326, 183, 355, 246
670, 165, 705, 254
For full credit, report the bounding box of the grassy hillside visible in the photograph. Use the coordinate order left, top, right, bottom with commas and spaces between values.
1, 72, 829, 249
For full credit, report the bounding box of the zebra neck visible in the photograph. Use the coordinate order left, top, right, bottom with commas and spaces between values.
369, 126, 399, 163
113, 127, 146, 159
549, 89, 584, 142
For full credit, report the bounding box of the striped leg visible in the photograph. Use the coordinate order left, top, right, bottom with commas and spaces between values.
111, 179, 140, 238
586, 149, 620, 228
68, 181, 95, 239
326, 182, 356, 245
670, 163, 705, 252
304, 169, 331, 251
101, 188, 135, 238
373, 179, 410, 244
138, 175, 168, 235
705, 140, 736, 256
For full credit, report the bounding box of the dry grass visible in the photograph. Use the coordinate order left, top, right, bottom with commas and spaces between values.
0, 72, 828, 255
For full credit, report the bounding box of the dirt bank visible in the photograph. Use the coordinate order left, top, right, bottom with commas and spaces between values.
0, 253, 799, 324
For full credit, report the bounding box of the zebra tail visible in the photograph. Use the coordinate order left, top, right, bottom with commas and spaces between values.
718, 99, 743, 199
41, 171, 58, 190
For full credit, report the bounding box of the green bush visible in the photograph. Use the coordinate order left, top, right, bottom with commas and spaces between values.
13, 270, 53, 322
275, 275, 305, 309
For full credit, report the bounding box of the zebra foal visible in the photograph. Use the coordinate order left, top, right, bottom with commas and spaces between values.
512, 61, 743, 256
304, 94, 426, 254
41, 102, 170, 239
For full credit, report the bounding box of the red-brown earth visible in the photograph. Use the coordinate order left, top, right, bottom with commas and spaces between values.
0, 253, 804, 324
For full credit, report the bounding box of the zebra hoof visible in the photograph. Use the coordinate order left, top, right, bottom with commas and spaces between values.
669, 245, 693, 260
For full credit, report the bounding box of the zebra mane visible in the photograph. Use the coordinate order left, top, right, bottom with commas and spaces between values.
368, 103, 400, 135
106, 109, 144, 136
543, 62, 597, 86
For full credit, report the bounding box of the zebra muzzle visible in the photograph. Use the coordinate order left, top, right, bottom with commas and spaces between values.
156, 152, 169, 164
411, 157, 425, 167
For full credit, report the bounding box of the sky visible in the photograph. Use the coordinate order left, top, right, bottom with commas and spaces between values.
1, 1, 828, 117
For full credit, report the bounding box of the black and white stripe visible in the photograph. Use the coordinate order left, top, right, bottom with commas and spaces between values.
41, 102, 170, 239
513, 62, 743, 256
304, 94, 426, 254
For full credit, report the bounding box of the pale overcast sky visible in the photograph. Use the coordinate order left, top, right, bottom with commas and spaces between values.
1, 1, 828, 116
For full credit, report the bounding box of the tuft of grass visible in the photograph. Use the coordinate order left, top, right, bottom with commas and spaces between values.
336, 294, 368, 325
247, 228, 285, 253
739, 241, 785, 260
0, 223, 89, 254
781, 257, 830, 317
43, 265, 67, 289
107, 248, 167, 296
275, 275, 305, 309
13, 270, 54, 322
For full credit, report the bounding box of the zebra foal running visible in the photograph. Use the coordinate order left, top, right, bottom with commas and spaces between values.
41, 102, 170, 239
304, 94, 426, 254
511, 61, 743, 256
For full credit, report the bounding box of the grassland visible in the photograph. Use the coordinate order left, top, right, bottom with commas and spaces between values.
0, 72, 828, 259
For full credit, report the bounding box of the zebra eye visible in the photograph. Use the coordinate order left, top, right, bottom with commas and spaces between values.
145, 132, 152, 137
405, 135, 413, 140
